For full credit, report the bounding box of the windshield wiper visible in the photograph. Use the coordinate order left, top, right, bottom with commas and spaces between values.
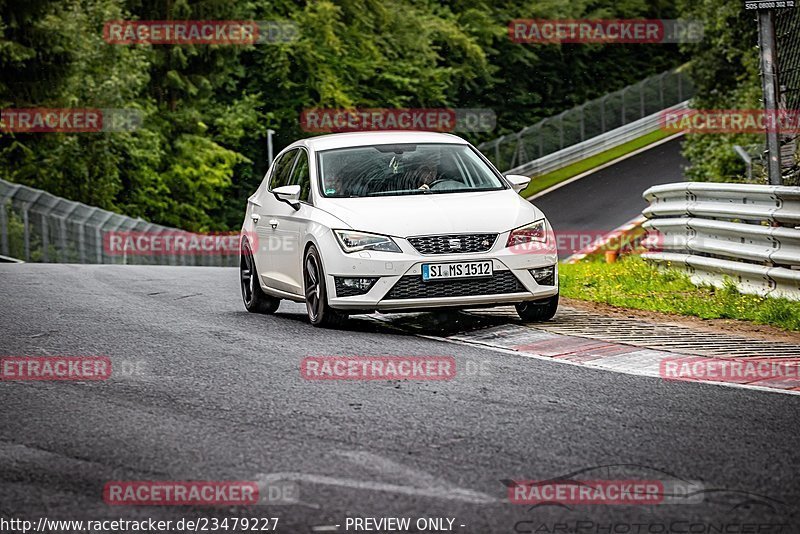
365, 189, 428, 197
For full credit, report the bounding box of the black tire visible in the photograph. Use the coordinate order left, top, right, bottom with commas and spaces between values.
516, 294, 559, 322
304, 245, 348, 328
240, 240, 280, 314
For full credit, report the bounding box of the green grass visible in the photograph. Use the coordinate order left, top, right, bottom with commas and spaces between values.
521, 129, 673, 198
559, 256, 800, 332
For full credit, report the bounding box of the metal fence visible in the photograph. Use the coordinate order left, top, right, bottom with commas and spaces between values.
641, 182, 800, 300
0, 178, 239, 266
509, 102, 688, 183
775, 8, 800, 184
478, 68, 695, 173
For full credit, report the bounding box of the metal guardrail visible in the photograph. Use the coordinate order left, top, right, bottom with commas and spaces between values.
510, 102, 688, 180
479, 68, 694, 173
641, 182, 800, 300
0, 178, 238, 266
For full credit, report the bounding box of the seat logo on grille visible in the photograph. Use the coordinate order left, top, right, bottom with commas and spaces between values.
447, 238, 462, 250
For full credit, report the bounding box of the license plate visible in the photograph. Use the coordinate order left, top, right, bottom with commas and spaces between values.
422, 261, 493, 281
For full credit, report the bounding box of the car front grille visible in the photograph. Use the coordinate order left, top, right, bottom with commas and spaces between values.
407, 233, 498, 255
384, 270, 525, 300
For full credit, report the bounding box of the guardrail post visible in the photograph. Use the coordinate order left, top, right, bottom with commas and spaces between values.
23, 192, 44, 262
78, 222, 86, 263
107, 218, 128, 265
516, 135, 528, 166
22, 206, 30, 261
39, 212, 49, 263
639, 82, 645, 118
0, 184, 19, 258
58, 216, 67, 262
508, 140, 518, 170
733, 145, 754, 181
180, 233, 188, 266
167, 228, 177, 266
0, 203, 7, 257
76, 208, 98, 264
59, 203, 80, 262
600, 95, 607, 132
621, 87, 627, 125
140, 222, 155, 265
95, 212, 115, 263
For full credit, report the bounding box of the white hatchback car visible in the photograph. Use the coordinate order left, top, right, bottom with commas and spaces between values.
240, 131, 558, 327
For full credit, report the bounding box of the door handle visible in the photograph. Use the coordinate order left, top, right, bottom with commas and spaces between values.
251, 213, 261, 223
269, 219, 279, 229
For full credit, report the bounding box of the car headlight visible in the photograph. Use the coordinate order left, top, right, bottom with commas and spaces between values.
506, 219, 548, 248
333, 230, 402, 253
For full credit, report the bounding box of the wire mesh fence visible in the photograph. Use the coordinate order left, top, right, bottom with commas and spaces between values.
0, 178, 240, 266
775, 8, 800, 184
477, 68, 694, 173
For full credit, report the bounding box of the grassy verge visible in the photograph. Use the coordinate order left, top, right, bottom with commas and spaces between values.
559, 256, 800, 331
521, 129, 674, 198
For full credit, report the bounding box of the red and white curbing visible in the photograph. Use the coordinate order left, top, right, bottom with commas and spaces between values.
565, 215, 647, 264
444, 324, 800, 395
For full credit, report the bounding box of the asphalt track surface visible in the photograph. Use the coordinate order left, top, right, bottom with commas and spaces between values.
532, 137, 687, 238
1, 264, 799, 533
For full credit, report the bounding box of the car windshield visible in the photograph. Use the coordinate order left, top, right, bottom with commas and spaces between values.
317, 143, 505, 198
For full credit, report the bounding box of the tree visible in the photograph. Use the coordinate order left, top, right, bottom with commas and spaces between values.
677, 0, 764, 183
2, 0, 687, 231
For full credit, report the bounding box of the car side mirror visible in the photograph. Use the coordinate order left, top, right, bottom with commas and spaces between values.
273, 184, 301, 210
505, 174, 531, 194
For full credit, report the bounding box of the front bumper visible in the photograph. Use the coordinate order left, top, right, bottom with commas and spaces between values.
322, 233, 558, 312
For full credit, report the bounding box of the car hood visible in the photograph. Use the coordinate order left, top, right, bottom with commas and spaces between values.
317, 190, 545, 237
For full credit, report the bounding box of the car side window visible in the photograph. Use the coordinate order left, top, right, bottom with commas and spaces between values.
269, 149, 299, 190
289, 150, 311, 203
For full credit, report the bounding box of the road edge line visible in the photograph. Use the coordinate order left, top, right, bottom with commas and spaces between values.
526, 132, 686, 202
414, 332, 800, 397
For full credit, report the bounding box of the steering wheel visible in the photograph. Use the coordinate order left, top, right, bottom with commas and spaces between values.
427, 178, 450, 189
428, 178, 467, 191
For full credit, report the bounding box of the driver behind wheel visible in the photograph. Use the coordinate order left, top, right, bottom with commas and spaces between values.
415, 164, 439, 190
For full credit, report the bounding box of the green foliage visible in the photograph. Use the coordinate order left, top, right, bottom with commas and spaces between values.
560, 256, 800, 331
1, 0, 685, 230
677, 0, 766, 183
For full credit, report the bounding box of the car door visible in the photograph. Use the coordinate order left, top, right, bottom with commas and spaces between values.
269, 148, 313, 296
252, 148, 298, 291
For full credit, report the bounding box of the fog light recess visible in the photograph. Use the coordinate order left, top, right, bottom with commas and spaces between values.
529, 266, 555, 286
334, 277, 379, 297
